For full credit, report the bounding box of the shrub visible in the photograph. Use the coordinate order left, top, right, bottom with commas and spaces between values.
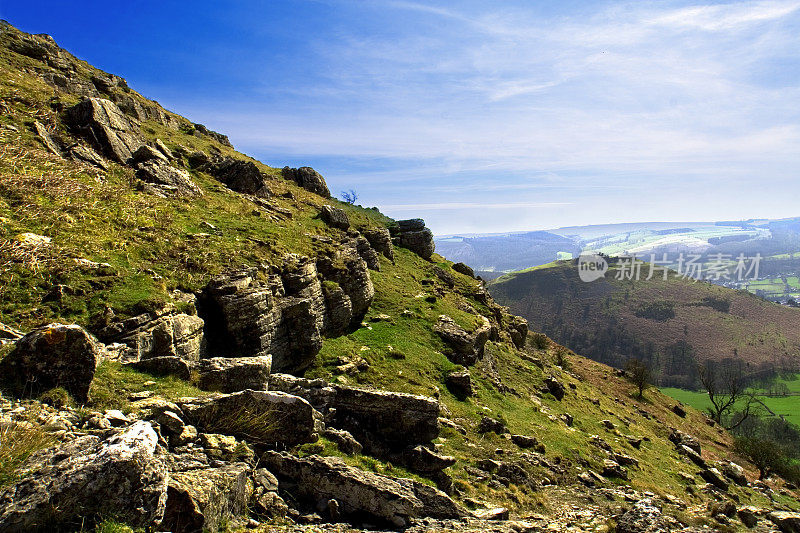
634, 300, 675, 321
530, 333, 550, 350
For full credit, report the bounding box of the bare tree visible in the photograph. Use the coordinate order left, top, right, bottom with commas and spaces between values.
697, 361, 759, 430
340, 189, 358, 205
625, 358, 651, 400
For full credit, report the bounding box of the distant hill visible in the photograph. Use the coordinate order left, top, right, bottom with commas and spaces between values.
488, 260, 800, 387
434, 231, 581, 272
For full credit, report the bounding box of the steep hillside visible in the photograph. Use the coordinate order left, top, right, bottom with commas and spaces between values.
488, 260, 800, 388
0, 21, 799, 533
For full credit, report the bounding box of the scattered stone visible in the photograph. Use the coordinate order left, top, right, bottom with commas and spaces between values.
738, 506, 761, 528
69, 143, 108, 169
363, 227, 394, 261
544, 376, 566, 401
198, 355, 272, 393
615, 499, 673, 533
602, 459, 627, 480
434, 315, 490, 366
669, 430, 701, 454
510, 434, 538, 449
32, 120, 60, 155
0, 323, 104, 402
699, 468, 729, 492
473, 507, 510, 520
262, 452, 465, 527
769, 511, 800, 533
709, 500, 736, 518
672, 404, 687, 418
322, 428, 363, 455
479, 416, 507, 435
719, 461, 748, 486
136, 159, 203, 197
210, 157, 270, 197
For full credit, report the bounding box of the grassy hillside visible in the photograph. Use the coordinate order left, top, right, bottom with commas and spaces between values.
1, 21, 799, 531
488, 260, 800, 388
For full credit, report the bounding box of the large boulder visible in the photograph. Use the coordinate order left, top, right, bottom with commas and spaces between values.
433, 315, 490, 366
209, 157, 270, 198
262, 453, 464, 527
162, 463, 253, 533
63, 97, 143, 162
769, 511, 800, 533
98, 310, 205, 363
180, 389, 319, 446
0, 323, 103, 402
391, 219, 435, 259
198, 355, 272, 393
0, 421, 167, 531
135, 159, 203, 198
282, 166, 331, 198
328, 385, 440, 452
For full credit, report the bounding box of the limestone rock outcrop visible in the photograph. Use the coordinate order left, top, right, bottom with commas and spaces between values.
97, 309, 205, 363
63, 97, 143, 162
363, 227, 394, 261
391, 219, 435, 259
282, 166, 331, 198
320, 205, 350, 230
261, 453, 465, 527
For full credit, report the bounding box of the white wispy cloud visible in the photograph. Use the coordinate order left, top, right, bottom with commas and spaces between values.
171, 0, 800, 233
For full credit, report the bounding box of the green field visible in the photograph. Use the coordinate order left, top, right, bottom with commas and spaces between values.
662, 377, 800, 426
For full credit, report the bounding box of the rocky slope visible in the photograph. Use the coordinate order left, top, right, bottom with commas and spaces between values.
0, 21, 799, 533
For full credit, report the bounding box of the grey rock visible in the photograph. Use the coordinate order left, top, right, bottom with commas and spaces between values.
0, 323, 103, 402
69, 143, 108, 169
602, 459, 627, 480
131, 144, 169, 165
354, 235, 381, 271
262, 452, 465, 527
397, 227, 435, 259
699, 467, 729, 491
478, 416, 507, 434
63, 97, 143, 162
209, 157, 270, 197
544, 376, 566, 401
769, 511, 800, 533
669, 430, 701, 455
282, 166, 331, 198
0, 421, 167, 531
434, 315, 490, 366
0, 322, 23, 342
445, 369, 473, 399
317, 246, 375, 323
181, 389, 319, 446
363, 227, 394, 261
98, 311, 205, 363
32, 120, 60, 155
510, 434, 539, 449
719, 461, 748, 486
162, 463, 252, 533
452, 262, 475, 277
136, 159, 203, 198
616, 499, 673, 533
322, 427, 363, 455
320, 205, 350, 230
198, 355, 272, 393
507, 315, 528, 349
400, 445, 456, 474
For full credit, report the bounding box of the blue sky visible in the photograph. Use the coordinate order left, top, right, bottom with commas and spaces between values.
3, 1, 800, 234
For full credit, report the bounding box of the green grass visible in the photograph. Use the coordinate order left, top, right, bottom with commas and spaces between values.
661, 384, 800, 427
89, 361, 209, 412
